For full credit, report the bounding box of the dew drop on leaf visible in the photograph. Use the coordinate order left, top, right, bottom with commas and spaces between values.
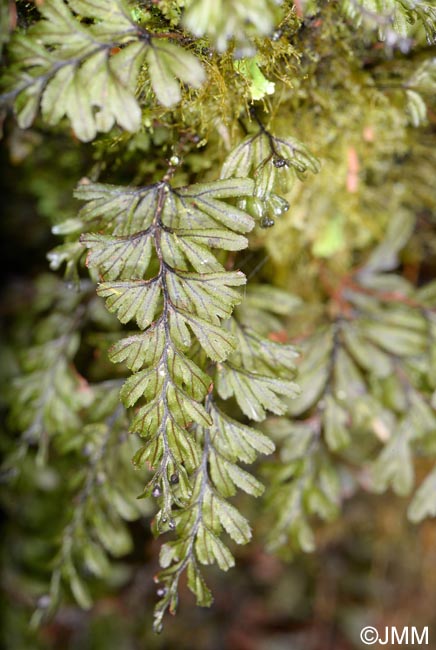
260, 216, 275, 228
273, 157, 287, 168
152, 485, 161, 498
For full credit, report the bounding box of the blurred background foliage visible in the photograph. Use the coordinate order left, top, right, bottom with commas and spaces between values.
1, 0, 436, 648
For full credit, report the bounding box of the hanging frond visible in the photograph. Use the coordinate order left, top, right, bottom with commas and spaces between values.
79, 176, 257, 526
7, 308, 92, 464
75, 172, 302, 627
2, 0, 205, 140
260, 213, 436, 552
183, 0, 283, 52
33, 389, 151, 624
339, 0, 436, 48
221, 119, 320, 228
153, 397, 274, 632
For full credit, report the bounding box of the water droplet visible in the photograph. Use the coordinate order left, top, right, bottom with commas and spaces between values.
168, 518, 176, 530
170, 155, 180, 166
269, 194, 290, 216
273, 157, 287, 168
260, 216, 275, 228
272, 29, 283, 41
152, 485, 161, 498
170, 473, 179, 484
37, 595, 51, 609
156, 587, 167, 598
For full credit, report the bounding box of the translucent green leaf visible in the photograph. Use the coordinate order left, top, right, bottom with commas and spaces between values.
195, 525, 235, 570
234, 56, 275, 101
109, 326, 165, 372
176, 180, 255, 233
211, 404, 275, 462
286, 329, 332, 416
408, 467, 436, 523
183, 0, 280, 52
216, 363, 299, 420
342, 324, 392, 377
67, 567, 93, 610
360, 211, 415, 274
82, 232, 153, 280
91, 509, 133, 556
6, 0, 209, 137
406, 89, 427, 127
362, 320, 427, 356
186, 561, 213, 606
371, 432, 414, 496
323, 395, 350, 451
146, 45, 182, 107
243, 285, 302, 316
83, 541, 110, 577
180, 311, 237, 361
210, 452, 264, 496
120, 366, 164, 407
213, 496, 252, 544
97, 279, 161, 329
334, 348, 367, 400
167, 270, 245, 323
228, 319, 298, 375
151, 41, 205, 90
76, 183, 157, 235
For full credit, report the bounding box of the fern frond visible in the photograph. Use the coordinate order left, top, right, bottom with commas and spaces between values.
152, 396, 274, 633
8, 309, 92, 464
32, 387, 150, 624
221, 120, 320, 228
183, 0, 283, 52
339, 0, 436, 48
261, 418, 340, 558
78, 177, 256, 525
260, 214, 436, 552
2, 0, 205, 140
75, 172, 304, 628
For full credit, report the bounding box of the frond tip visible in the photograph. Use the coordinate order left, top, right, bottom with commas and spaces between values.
152, 398, 273, 633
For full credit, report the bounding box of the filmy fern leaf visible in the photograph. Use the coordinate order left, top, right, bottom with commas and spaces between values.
8, 310, 92, 464
2, 0, 205, 140
339, 0, 436, 47
79, 177, 256, 525
152, 397, 274, 632
75, 170, 303, 629
260, 214, 436, 554
221, 122, 320, 228
183, 0, 283, 52
31, 388, 151, 624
